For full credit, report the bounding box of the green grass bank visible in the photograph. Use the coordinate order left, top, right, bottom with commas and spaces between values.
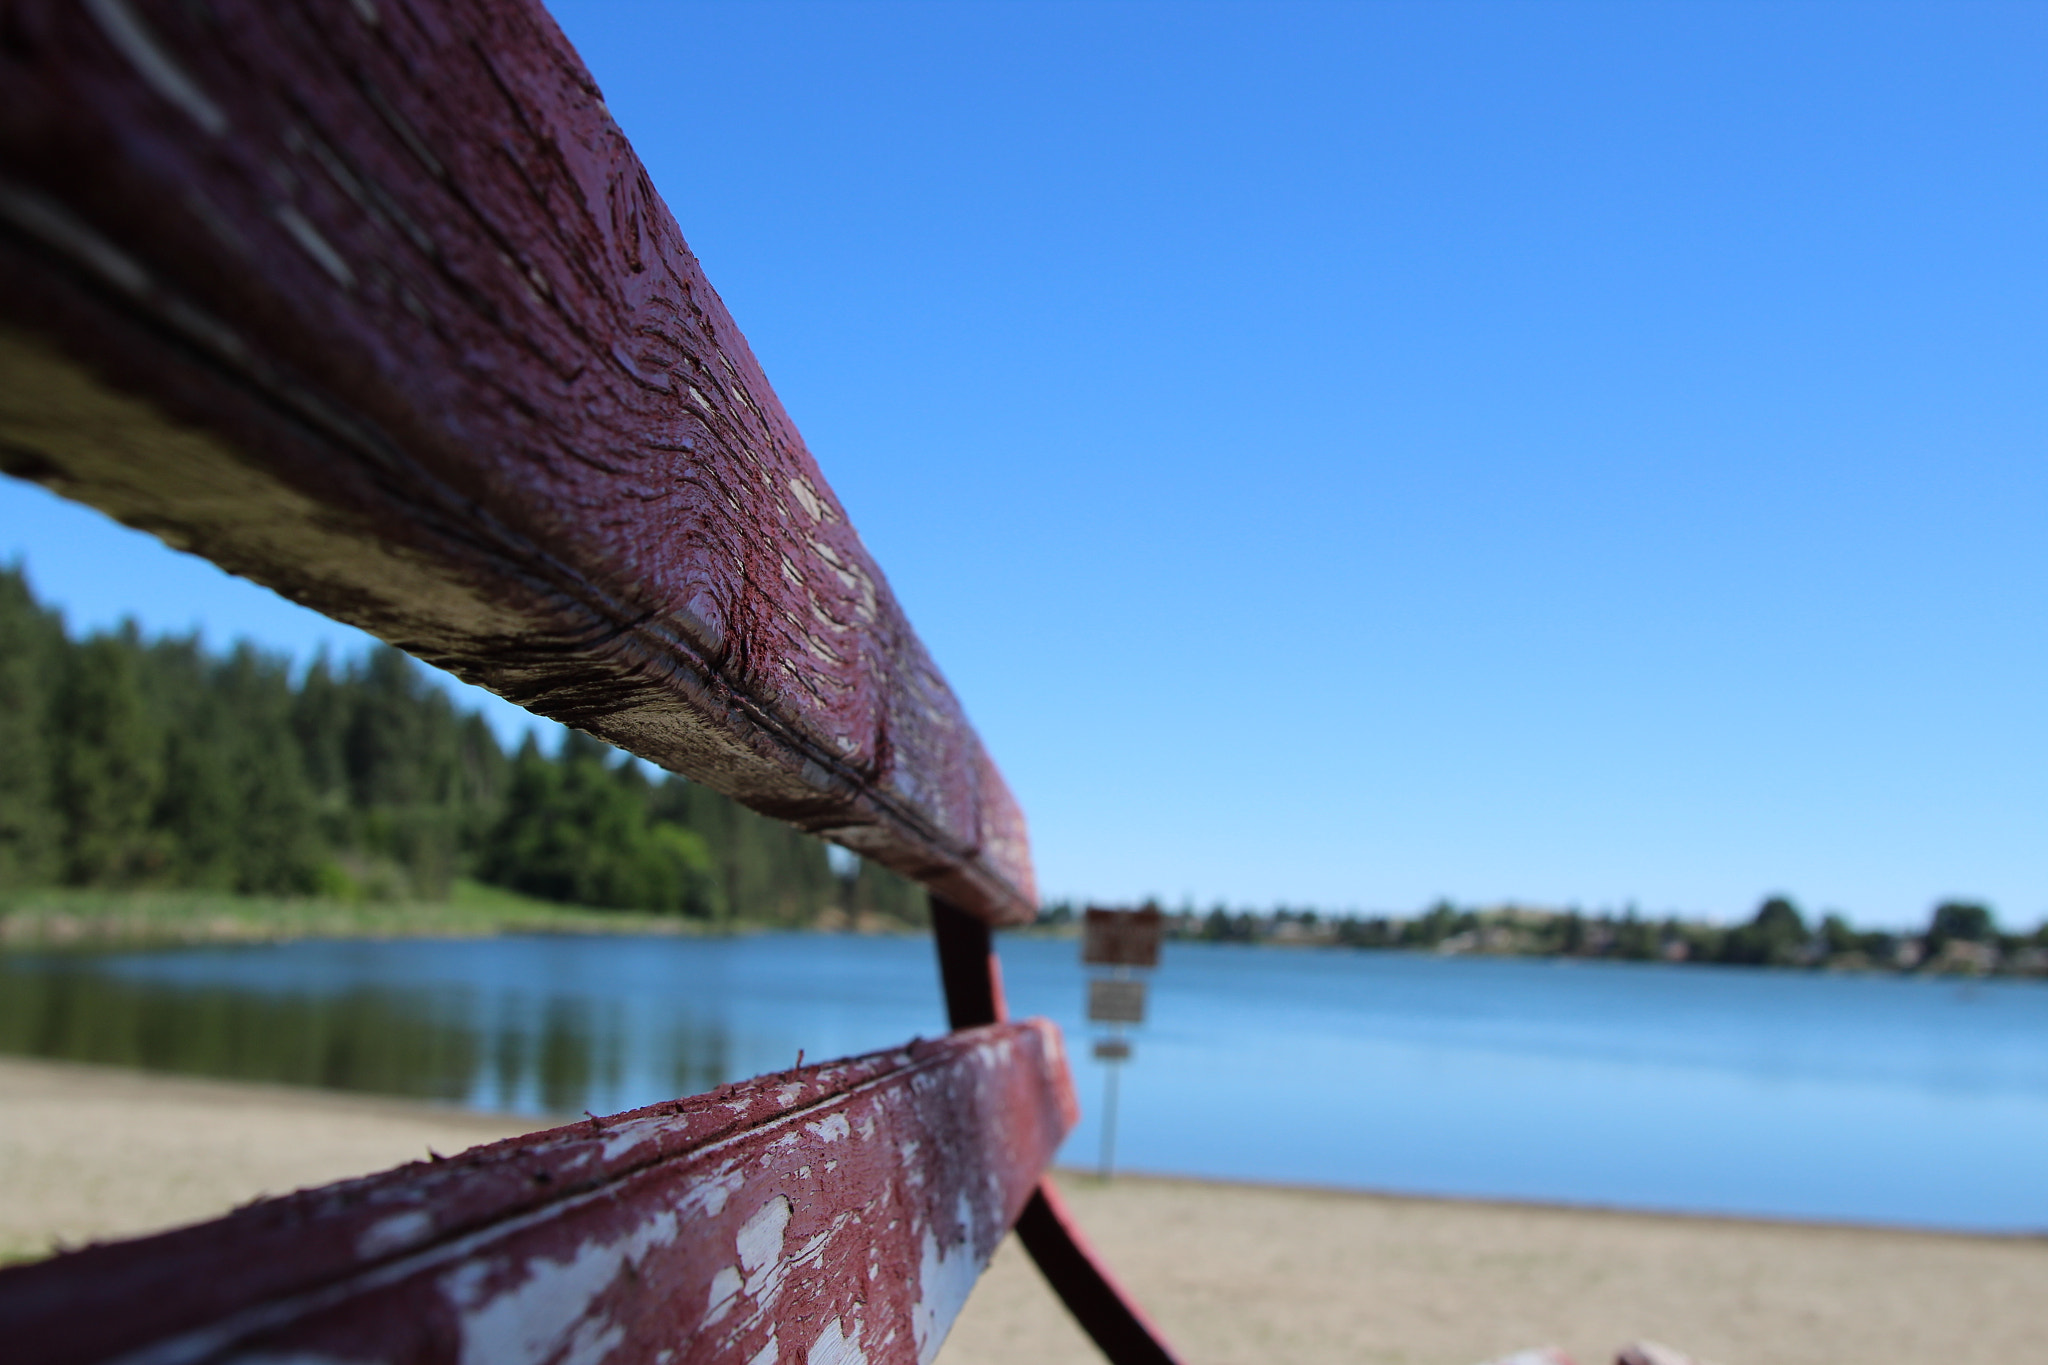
0, 881, 718, 947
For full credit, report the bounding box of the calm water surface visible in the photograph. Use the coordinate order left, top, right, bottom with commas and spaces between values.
3, 935, 2043, 1231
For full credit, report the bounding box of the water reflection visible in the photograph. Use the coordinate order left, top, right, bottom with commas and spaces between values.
1, 963, 470, 1099
4, 935, 2046, 1229
0, 934, 940, 1118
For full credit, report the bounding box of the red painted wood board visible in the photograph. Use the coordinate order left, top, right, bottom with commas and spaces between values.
0, 1020, 1077, 1365
0, 0, 1034, 923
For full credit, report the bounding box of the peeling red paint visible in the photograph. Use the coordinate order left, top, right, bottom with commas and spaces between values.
0, 0, 1033, 923
0, 1022, 1076, 1365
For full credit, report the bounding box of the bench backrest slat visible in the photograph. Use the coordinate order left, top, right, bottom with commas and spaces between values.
0, 0, 1033, 923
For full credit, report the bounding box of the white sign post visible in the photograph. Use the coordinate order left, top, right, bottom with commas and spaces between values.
1081, 907, 1164, 1179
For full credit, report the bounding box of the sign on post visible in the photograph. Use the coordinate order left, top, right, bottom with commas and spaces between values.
1087, 977, 1148, 1025
1080, 906, 1164, 1180
1083, 906, 1164, 967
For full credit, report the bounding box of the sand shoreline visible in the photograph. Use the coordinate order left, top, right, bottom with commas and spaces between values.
3, 1056, 2040, 1363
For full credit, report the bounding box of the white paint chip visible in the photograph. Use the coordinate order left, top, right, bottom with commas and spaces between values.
807, 1317, 868, 1365
910, 1197, 986, 1365
737, 1195, 793, 1290
274, 205, 355, 288
804, 1114, 850, 1144
787, 475, 823, 522
0, 184, 151, 297
687, 1165, 745, 1219
703, 1265, 743, 1327
601, 1115, 668, 1162
85, 0, 229, 135
355, 1208, 433, 1259
444, 1208, 678, 1365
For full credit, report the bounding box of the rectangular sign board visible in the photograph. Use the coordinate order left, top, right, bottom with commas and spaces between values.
1087, 978, 1148, 1024
1083, 907, 1165, 968
1092, 1038, 1132, 1061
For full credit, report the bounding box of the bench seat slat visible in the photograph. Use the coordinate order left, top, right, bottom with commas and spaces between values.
0, 1021, 1077, 1365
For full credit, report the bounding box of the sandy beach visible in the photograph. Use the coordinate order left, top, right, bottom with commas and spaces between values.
2, 1056, 2040, 1365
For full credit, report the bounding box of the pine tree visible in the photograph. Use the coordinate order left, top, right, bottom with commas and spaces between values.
648, 775, 839, 924
148, 634, 241, 888
845, 856, 929, 926
53, 629, 166, 885
480, 732, 715, 914
0, 565, 63, 886
292, 649, 352, 819
5, 567, 879, 920
213, 643, 324, 893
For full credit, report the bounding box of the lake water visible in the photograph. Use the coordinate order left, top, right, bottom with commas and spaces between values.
3, 934, 2044, 1232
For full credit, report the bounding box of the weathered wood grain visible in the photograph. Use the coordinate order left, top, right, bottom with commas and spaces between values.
0, 1021, 1077, 1365
0, 0, 1033, 922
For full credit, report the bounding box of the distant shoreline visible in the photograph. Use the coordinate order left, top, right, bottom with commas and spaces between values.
6, 888, 2042, 983
1038, 900, 2048, 980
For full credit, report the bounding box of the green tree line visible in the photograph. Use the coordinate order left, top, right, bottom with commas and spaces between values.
0, 566, 923, 924
1034, 891, 2046, 976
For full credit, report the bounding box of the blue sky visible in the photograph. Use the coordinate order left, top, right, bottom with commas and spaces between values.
6, 1, 2042, 928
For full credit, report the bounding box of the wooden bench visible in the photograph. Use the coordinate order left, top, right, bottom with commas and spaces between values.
0, 2, 1179, 1360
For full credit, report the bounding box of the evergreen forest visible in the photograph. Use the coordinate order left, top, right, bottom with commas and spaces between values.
0, 566, 924, 925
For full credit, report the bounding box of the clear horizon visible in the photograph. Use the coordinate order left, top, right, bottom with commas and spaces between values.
6, 1, 2043, 931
